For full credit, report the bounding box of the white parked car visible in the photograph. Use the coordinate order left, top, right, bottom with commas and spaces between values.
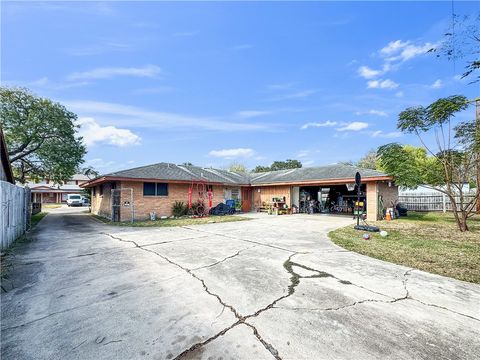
66, 194, 83, 207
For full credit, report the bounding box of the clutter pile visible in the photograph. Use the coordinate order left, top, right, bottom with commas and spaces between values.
209, 202, 235, 216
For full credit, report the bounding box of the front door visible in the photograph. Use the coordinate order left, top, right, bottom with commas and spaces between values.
241, 188, 252, 212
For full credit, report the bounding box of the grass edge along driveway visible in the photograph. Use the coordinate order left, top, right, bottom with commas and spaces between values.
91, 214, 251, 227
329, 212, 480, 284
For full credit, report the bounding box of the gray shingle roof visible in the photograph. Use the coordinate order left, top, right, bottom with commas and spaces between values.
250, 165, 387, 184
99, 163, 388, 186
104, 163, 250, 185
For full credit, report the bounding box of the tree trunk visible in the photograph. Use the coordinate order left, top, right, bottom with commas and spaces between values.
450, 197, 469, 232
458, 211, 469, 232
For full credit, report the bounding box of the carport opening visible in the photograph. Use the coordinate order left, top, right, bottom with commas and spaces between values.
298, 184, 366, 215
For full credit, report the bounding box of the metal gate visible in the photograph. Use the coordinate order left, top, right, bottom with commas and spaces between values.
111, 188, 134, 223
112, 190, 121, 222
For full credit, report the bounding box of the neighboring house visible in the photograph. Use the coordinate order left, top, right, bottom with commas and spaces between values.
81, 162, 397, 222
28, 174, 90, 204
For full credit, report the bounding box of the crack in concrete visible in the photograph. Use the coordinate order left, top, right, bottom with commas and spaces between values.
181, 226, 294, 253
191, 245, 258, 271
139, 235, 211, 248
1, 303, 91, 331
101, 232, 243, 320
102, 231, 480, 360
102, 232, 283, 359
67, 252, 97, 258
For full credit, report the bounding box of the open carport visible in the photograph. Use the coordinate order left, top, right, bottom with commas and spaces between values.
1, 207, 479, 360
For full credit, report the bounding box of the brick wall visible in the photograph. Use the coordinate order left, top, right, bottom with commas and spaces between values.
365, 181, 398, 221
112, 181, 234, 221
252, 185, 291, 210
377, 181, 399, 210
90, 182, 116, 219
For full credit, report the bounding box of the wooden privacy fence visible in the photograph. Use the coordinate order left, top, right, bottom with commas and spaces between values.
0, 181, 31, 250
398, 192, 477, 212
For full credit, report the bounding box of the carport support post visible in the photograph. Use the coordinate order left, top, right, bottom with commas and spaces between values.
355, 172, 361, 227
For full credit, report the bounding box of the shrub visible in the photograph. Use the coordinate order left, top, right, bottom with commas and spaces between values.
172, 201, 188, 217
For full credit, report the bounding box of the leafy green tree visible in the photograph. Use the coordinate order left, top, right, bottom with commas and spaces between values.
340, 150, 378, 170
227, 162, 248, 173
0, 87, 86, 183
254, 159, 302, 172
270, 159, 302, 171
378, 95, 478, 232
253, 165, 271, 173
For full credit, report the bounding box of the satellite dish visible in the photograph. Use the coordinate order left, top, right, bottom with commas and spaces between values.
355, 172, 361, 186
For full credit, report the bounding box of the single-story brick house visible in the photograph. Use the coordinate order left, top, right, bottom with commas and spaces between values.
81, 163, 397, 222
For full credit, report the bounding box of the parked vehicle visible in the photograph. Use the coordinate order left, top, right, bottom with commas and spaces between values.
66, 194, 83, 207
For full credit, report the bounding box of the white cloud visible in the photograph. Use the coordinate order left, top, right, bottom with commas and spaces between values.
297, 150, 310, 158
300, 121, 337, 130
64, 100, 267, 132
380, 40, 435, 63
208, 148, 255, 159
357, 66, 382, 79
236, 110, 272, 118
395, 91, 404, 98
356, 109, 388, 117
367, 79, 399, 89
370, 130, 402, 138
430, 79, 443, 89
337, 122, 369, 131
269, 89, 317, 101
76, 117, 141, 147
67, 65, 161, 81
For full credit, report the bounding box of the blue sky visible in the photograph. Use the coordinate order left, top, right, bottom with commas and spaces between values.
2, 1, 479, 173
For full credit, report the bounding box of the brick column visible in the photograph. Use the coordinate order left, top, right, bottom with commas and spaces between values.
366, 182, 378, 221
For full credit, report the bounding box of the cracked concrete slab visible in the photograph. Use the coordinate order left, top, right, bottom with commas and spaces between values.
140, 235, 255, 270
193, 246, 292, 316
405, 269, 480, 319
2, 207, 479, 360
293, 251, 411, 299
249, 299, 480, 360
181, 324, 274, 360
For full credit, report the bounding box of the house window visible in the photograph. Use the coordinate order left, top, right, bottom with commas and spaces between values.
92, 187, 96, 196
99, 185, 103, 196
144, 182, 169, 196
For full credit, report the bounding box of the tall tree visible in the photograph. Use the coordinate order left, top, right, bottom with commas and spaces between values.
0, 87, 86, 183
227, 162, 248, 173
270, 159, 302, 171
254, 159, 302, 172
377, 95, 478, 232
340, 150, 378, 170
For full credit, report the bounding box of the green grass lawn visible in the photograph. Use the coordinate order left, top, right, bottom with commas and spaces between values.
31, 212, 48, 228
92, 214, 251, 227
329, 212, 480, 284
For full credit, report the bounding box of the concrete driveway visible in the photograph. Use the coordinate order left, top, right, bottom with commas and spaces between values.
1, 207, 479, 360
